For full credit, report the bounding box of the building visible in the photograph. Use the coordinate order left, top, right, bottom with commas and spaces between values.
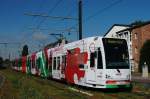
104, 24, 130, 38
105, 21, 150, 72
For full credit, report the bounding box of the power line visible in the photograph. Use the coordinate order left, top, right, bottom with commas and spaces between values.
19, 0, 47, 44
20, 0, 63, 46
24, 13, 77, 20
85, 0, 123, 22
35, 0, 64, 30
66, 0, 123, 40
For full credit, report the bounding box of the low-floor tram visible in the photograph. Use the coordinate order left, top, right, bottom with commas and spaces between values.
12, 36, 132, 89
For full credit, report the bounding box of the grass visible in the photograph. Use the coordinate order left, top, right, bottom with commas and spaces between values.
0, 68, 150, 99
0, 68, 88, 99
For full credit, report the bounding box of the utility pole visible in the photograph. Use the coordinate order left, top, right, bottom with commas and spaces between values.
78, 0, 83, 40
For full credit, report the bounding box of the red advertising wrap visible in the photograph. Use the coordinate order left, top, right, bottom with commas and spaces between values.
22, 56, 27, 73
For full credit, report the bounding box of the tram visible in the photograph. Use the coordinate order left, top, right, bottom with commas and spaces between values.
12, 36, 132, 89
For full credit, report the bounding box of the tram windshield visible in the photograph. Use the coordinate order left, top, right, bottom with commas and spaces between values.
102, 38, 129, 69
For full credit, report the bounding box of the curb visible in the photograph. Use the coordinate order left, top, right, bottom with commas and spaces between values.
132, 76, 150, 83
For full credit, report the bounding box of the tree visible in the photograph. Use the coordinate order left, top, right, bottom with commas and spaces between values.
130, 20, 145, 26
22, 45, 29, 56
0, 56, 3, 66
139, 40, 150, 72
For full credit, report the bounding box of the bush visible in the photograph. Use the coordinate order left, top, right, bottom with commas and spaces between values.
0, 57, 3, 67
139, 40, 150, 72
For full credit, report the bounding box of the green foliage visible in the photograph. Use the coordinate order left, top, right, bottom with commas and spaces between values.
0, 56, 3, 65
139, 40, 150, 72
4, 59, 10, 66
0, 69, 88, 99
130, 20, 145, 26
22, 45, 29, 56
0, 57, 5, 69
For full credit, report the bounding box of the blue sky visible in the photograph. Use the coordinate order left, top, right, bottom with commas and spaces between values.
0, 0, 150, 59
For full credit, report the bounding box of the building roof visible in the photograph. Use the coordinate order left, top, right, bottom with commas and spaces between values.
104, 24, 131, 36
116, 21, 150, 34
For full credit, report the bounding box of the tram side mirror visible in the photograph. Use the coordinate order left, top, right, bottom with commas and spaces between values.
79, 64, 84, 69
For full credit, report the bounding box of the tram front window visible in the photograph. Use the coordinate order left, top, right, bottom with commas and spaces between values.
102, 38, 129, 69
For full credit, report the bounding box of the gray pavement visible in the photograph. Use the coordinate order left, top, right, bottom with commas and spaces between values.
132, 76, 150, 83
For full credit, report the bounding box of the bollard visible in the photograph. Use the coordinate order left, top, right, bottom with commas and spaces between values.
142, 62, 148, 78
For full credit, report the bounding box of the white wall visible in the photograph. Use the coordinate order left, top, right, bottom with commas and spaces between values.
105, 26, 129, 38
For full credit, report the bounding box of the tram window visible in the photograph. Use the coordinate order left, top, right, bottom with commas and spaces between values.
62, 55, 66, 68
49, 55, 52, 68
79, 64, 84, 68
90, 52, 95, 67
45, 60, 48, 69
45, 57, 48, 69
53, 57, 56, 70
39, 58, 42, 69
36, 58, 41, 69
57, 57, 60, 70
32, 60, 35, 68
37, 58, 39, 69
97, 48, 103, 69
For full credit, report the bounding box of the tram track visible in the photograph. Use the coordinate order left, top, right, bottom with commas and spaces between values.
33, 77, 87, 98
1, 69, 150, 99
67, 83, 150, 99
17, 74, 150, 99
10, 72, 150, 99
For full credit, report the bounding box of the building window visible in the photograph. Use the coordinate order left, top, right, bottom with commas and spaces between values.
134, 33, 137, 39
135, 47, 138, 54
130, 45, 132, 54
129, 32, 131, 41
124, 32, 128, 38
118, 34, 122, 38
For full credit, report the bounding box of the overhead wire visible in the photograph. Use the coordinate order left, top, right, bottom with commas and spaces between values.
84, 0, 123, 22
20, 0, 46, 41
35, 0, 64, 30
67, 0, 123, 40
19, 0, 47, 54
11, 1, 45, 57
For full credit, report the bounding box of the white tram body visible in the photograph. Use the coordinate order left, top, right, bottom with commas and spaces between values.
49, 36, 131, 88
12, 36, 131, 89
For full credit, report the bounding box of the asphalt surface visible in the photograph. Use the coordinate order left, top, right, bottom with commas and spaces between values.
132, 76, 150, 83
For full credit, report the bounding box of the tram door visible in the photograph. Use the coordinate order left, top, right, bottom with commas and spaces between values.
52, 56, 61, 79
95, 48, 104, 84
86, 48, 103, 84
86, 51, 97, 84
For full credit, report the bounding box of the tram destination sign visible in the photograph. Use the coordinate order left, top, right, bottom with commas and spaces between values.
105, 38, 124, 44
